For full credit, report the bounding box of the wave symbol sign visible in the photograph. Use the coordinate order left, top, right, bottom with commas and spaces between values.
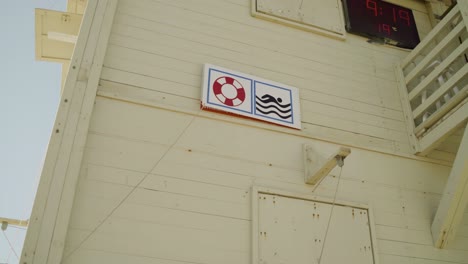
255, 94, 292, 119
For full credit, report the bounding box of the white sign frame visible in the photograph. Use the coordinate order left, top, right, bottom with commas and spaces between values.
201, 64, 301, 129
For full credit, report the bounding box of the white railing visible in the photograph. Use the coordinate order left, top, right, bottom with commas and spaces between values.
396, 3, 468, 155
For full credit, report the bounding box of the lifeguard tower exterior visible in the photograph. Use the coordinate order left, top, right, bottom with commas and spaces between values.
26, 0, 468, 263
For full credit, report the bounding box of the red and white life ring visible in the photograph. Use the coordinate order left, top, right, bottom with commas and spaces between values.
212, 76, 246, 107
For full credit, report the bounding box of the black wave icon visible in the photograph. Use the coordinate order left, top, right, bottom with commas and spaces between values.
256, 94, 292, 119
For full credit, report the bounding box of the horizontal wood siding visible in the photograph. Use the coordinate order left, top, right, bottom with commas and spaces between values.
94, 0, 438, 158
61, 97, 468, 264
60, 0, 468, 263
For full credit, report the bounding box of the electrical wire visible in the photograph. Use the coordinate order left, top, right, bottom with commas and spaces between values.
1, 230, 19, 260
63, 112, 201, 261
9, 224, 22, 263
317, 157, 344, 263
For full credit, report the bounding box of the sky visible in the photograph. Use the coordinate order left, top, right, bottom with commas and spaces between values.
0, 0, 67, 263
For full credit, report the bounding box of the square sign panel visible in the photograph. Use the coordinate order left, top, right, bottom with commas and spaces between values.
253, 188, 377, 264
202, 64, 301, 129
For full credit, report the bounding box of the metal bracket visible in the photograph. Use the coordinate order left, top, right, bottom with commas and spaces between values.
303, 145, 351, 186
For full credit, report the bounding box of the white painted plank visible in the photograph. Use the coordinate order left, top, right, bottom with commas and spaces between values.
67, 177, 135, 231
404, 22, 465, 85
64, 248, 198, 264
22, 1, 118, 264
74, 138, 443, 221
117, 0, 374, 58
408, 40, 468, 101
106, 30, 402, 110
22, 1, 99, 260
96, 83, 410, 156
109, 16, 399, 98
113, 2, 373, 73
419, 103, 468, 154
77, 218, 249, 264
45, 1, 119, 262
28, 1, 468, 264
401, 5, 461, 68
432, 123, 468, 248
414, 82, 468, 135
101, 67, 199, 98
89, 97, 194, 145
82, 132, 170, 172
379, 253, 465, 264
378, 239, 468, 263
104, 44, 403, 110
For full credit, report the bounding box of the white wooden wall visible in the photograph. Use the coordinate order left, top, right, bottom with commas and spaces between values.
59, 0, 468, 263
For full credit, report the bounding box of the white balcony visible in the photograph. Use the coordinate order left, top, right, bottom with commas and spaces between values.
396, 2, 468, 157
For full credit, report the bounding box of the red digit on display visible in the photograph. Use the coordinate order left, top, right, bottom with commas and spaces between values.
378, 24, 391, 35
383, 24, 391, 35
366, 0, 378, 16
399, 9, 410, 26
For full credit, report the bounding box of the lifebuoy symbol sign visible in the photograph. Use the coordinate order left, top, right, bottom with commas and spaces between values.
212, 76, 246, 107
202, 64, 301, 129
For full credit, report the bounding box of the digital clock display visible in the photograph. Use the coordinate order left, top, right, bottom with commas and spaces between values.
343, 0, 420, 48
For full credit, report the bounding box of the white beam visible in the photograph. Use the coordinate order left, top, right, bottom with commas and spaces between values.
0, 217, 29, 228
47, 32, 78, 44
431, 122, 468, 248
419, 101, 468, 156
21, 1, 118, 264
303, 145, 351, 186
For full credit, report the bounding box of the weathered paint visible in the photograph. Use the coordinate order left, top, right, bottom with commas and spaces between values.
24, 0, 468, 263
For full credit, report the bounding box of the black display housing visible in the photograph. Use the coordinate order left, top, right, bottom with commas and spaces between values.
343, 0, 420, 49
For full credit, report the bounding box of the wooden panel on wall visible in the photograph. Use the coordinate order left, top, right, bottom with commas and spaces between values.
93, 0, 440, 160
60, 97, 468, 264
59, 0, 468, 263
